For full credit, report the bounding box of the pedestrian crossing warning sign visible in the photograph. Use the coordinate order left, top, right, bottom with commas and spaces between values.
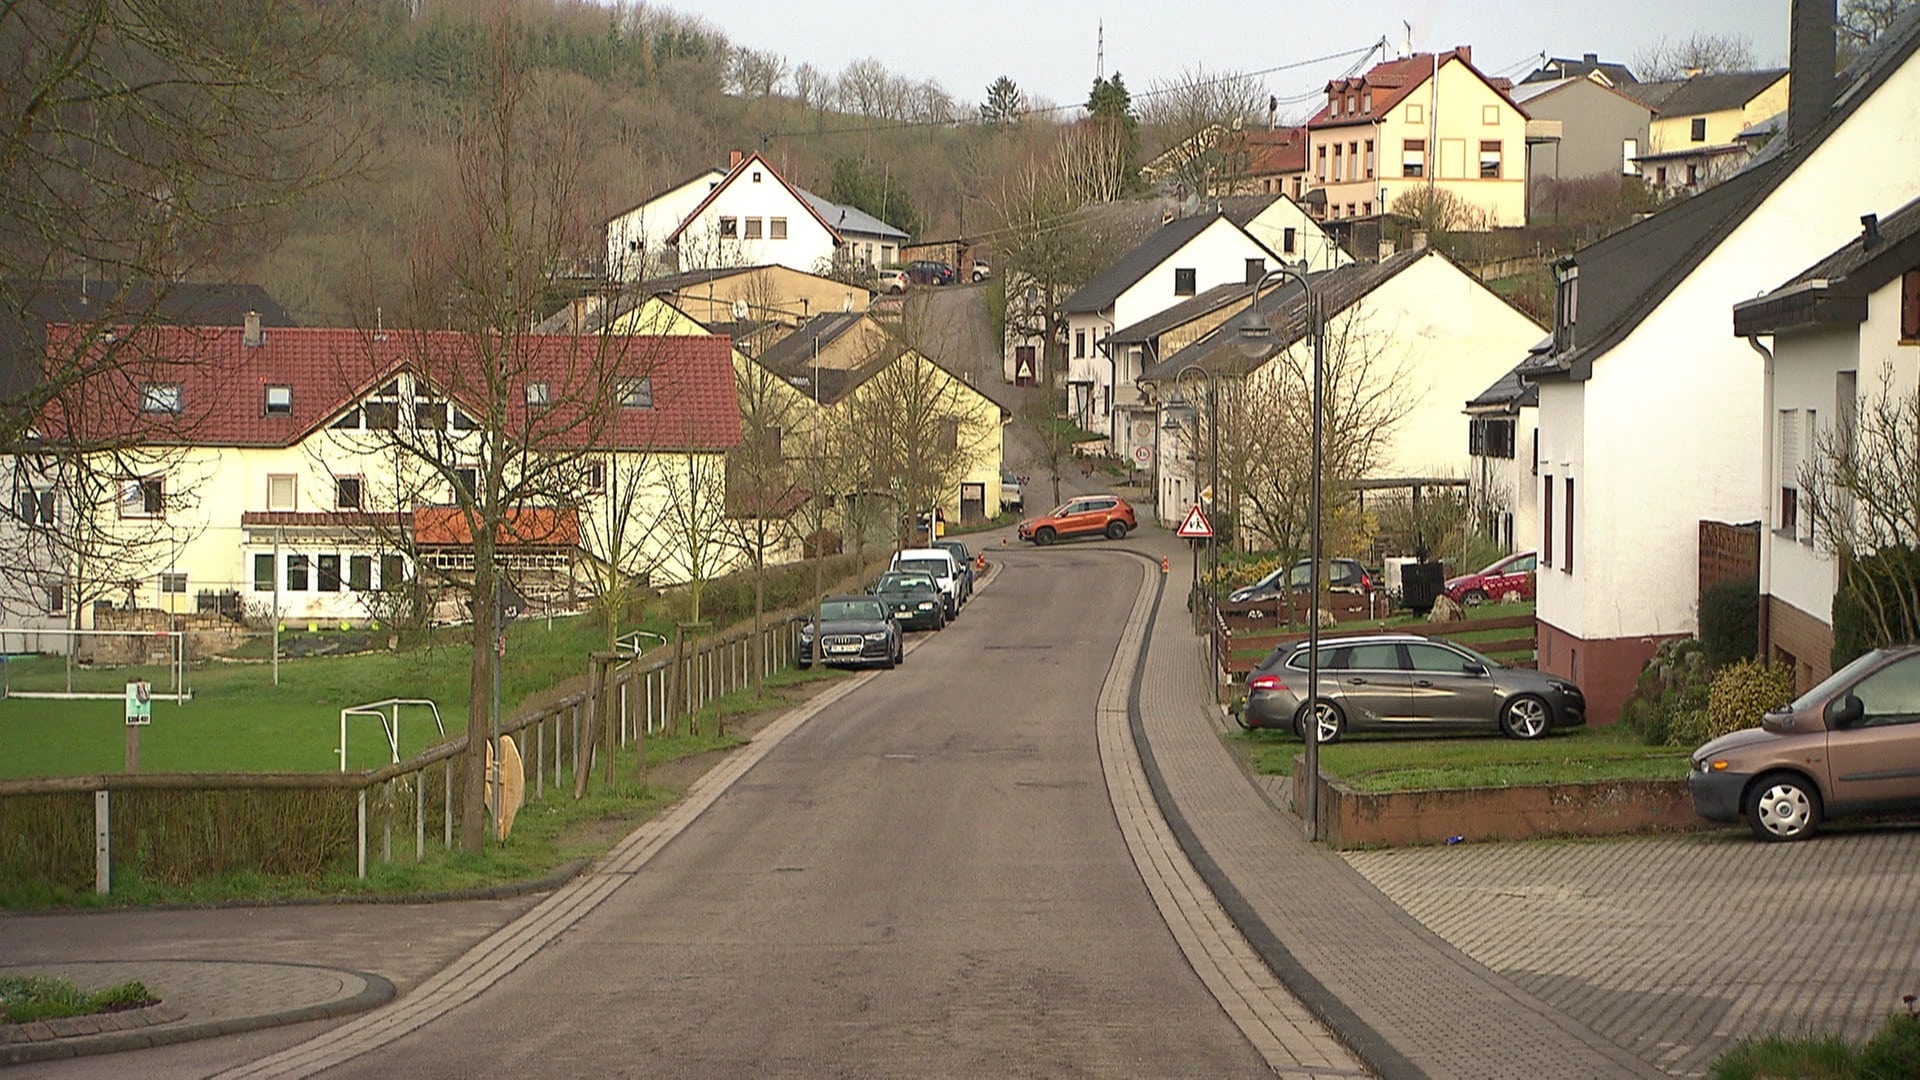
1176, 504, 1213, 539
1016, 357, 1034, 381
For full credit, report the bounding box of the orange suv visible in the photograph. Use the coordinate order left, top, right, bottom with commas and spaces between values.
1017, 494, 1137, 545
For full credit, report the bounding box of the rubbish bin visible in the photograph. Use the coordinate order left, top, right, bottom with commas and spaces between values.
1401, 561, 1445, 613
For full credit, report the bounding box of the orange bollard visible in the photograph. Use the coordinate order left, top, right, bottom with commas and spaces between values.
1001, 536, 1008, 546
975, 552, 986, 572
1160, 556, 1170, 575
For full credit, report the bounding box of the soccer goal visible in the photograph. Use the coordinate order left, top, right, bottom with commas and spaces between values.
0, 627, 191, 702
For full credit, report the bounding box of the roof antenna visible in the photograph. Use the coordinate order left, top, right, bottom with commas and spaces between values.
1097, 20, 1105, 80
375, 306, 385, 341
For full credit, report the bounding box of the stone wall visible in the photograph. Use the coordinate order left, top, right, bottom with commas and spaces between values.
86, 608, 247, 665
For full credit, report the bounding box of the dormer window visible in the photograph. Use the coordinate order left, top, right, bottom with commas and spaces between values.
1362, 90, 1372, 113
141, 383, 183, 414
265, 385, 292, 414
526, 382, 550, 407
1553, 265, 1580, 352
1330, 95, 1341, 117
616, 377, 654, 409
1347, 94, 1357, 114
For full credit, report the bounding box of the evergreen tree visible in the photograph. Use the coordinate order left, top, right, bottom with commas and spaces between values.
980, 75, 1025, 126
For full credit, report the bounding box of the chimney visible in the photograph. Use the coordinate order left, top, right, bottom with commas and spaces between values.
1789, 0, 1838, 144
1412, 230, 1430, 251
567, 296, 590, 333
729, 149, 744, 170
1583, 53, 1598, 66
1245, 260, 1264, 285
1861, 213, 1882, 249
1454, 45, 1472, 66
242, 309, 263, 347
1269, 93, 1278, 130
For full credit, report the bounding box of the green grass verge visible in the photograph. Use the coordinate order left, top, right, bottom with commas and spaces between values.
0, 975, 155, 1023
1230, 724, 1689, 792
945, 510, 1020, 536
0, 665, 849, 909
0, 612, 675, 778
1710, 1009, 1920, 1080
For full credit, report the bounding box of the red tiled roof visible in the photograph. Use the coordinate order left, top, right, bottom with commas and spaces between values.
1306, 49, 1526, 129
1244, 127, 1308, 175
37, 325, 740, 452
413, 506, 581, 547
240, 511, 411, 528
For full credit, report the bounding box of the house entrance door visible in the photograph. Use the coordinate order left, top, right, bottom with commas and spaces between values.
960, 483, 986, 523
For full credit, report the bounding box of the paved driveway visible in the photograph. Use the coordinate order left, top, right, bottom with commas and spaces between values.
1344, 826, 1920, 1076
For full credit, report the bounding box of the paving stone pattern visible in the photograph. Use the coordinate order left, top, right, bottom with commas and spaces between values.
1124, 533, 1664, 1080
1095, 555, 1368, 1078
1345, 829, 1920, 1077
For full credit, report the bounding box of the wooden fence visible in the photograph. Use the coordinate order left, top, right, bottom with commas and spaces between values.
1196, 583, 1538, 679
0, 611, 813, 895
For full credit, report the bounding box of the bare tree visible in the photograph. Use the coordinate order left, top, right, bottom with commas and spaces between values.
1389, 187, 1495, 253
721, 355, 807, 694
791, 63, 831, 110
989, 159, 1094, 393
1841, 0, 1915, 48
726, 46, 788, 98
1633, 33, 1759, 81
1137, 67, 1268, 199
840, 333, 993, 549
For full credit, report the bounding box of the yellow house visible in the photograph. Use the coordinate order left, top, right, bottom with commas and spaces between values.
1631, 69, 1789, 193
39, 321, 740, 628
1306, 47, 1532, 228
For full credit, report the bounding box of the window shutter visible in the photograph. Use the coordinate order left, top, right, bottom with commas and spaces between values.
1903, 270, 1920, 340
1778, 409, 1801, 489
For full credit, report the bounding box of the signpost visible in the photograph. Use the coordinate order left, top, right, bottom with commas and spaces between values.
1176, 505, 1219, 691
124, 680, 152, 772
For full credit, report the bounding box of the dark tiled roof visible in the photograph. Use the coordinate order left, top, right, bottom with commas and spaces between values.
752, 312, 900, 406
1138, 248, 1430, 381
1466, 346, 1550, 411
1108, 280, 1254, 345
1734, 194, 1920, 335
35, 325, 739, 451
1522, 56, 1639, 85
1063, 214, 1224, 314
1525, 6, 1920, 382
1625, 69, 1787, 115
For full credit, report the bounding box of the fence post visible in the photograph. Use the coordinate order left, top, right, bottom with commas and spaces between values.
443, 758, 453, 850
94, 790, 110, 895
535, 716, 544, 800
382, 778, 393, 865
619, 680, 629, 749
415, 773, 425, 861
357, 788, 368, 879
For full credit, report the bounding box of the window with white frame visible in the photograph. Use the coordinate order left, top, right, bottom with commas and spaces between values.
1479, 141, 1503, 179
46, 582, 65, 613
159, 572, 187, 594
18, 488, 55, 526
265, 385, 292, 414
1777, 408, 1801, 533
1402, 140, 1426, 178
141, 383, 183, 414
616, 377, 653, 408
770, 217, 787, 239
525, 382, 550, 407
719, 216, 738, 238
335, 476, 363, 510
266, 474, 297, 511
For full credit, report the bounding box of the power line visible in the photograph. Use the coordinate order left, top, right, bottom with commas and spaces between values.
761, 40, 1387, 143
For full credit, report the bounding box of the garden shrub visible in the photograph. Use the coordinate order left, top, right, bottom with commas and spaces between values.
1858, 1006, 1920, 1080
1699, 578, 1759, 669
1832, 543, 1920, 672
1704, 659, 1795, 743
1620, 638, 1711, 746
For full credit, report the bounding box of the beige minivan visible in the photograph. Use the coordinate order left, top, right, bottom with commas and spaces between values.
1690, 646, 1920, 841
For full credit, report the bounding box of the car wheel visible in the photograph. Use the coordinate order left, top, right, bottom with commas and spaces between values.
935, 610, 946, 630
1104, 520, 1127, 540
1293, 699, 1345, 744
1462, 588, 1489, 606
1034, 527, 1056, 546
1499, 695, 1552, 740
1745, 772, 1823, 842
895, 642, 904, 665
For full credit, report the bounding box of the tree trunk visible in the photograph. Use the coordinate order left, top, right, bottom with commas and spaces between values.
462, 553, 495, 853
751, 553, 766, 697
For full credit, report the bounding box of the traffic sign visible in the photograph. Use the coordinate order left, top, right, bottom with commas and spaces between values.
1176, 504, 1214, 539
1131, 445, 1151, 465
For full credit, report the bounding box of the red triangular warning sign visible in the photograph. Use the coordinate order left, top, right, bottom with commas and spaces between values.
1176, 504, 1213, 539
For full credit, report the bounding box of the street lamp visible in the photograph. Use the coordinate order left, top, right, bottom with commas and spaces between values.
1225, 264, 1326, 842
1163, 370, 1220, 687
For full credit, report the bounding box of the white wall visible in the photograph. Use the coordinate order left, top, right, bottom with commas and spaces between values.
1543, 49, 1920, 644
1469, 404, 1539, 553
1534, 378, 1587, 633
1243, 199, 1349, 272
605, 171, 723, 281
675, 167, 837, 274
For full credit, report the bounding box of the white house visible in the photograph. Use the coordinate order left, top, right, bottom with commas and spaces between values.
1516, 0, 1920, 722
1137, 246, 1544, 529
662, 152, 844, 276
1062, 212, 1280, 451
604, 168, 726, 281
1235, 195, 1348, 273
1464, 352, 1543, 555
1732, 195, 1920, 693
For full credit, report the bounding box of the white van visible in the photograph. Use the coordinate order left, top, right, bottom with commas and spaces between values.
890, 548, 962, 618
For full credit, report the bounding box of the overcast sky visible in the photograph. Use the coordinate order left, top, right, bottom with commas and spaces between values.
689, 0, 1789, 117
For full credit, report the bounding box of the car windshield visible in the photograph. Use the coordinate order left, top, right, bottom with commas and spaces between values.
900, 559, 946, 577
1788, 649, 1887, 712
819, 600, 884, 622
877, 573, 933, 592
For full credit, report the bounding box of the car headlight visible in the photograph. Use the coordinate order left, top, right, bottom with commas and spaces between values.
917, 601, 934, 610
864, 631, 890, 642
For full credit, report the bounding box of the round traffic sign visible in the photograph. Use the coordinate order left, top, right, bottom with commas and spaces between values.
1132, 445, 1152, 464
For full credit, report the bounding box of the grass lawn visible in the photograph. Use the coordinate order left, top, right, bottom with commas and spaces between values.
0, 975, 154, 1023
0, 611, 676, 779
1710, 1010, 1920, 1080
1230, 724, 1689, 793
1, 664, 849, 909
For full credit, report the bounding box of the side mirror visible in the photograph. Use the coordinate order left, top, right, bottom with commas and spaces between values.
1828, 694, 1864, 728
1462, 662, 1488, 677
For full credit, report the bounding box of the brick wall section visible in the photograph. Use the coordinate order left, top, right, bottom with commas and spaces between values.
1698, 520, 1761, 606
1537, 619, 1684, 725
1766, 594, 1834, 694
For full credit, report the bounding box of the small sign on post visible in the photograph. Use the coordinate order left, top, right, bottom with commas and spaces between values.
1176, 504, 1214, 540
125, 680, 151, 772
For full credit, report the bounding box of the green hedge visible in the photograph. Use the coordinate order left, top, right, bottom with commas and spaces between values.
1832, 543, 1920, 671
1699, 579, 1758, 668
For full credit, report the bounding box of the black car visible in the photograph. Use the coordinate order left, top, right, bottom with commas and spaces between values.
905, 259, 955, 286
796, 596, 903, 669
933, 540, 974, 602
1228, 558, 1374, 604
871, 571, 946, 631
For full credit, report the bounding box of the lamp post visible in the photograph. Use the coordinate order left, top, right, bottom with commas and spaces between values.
1164, 367, 1220, 689
1227, 264, 1326, 842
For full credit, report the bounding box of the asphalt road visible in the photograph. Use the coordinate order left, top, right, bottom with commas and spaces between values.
325, 549, 1268, 1077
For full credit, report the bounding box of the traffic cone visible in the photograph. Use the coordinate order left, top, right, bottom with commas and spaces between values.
1000, 536, 1008, 547
1160, 556, 1170, 575
975, 552, 986, 572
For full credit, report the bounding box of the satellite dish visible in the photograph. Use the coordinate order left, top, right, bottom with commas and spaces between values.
731, 298, 749, 320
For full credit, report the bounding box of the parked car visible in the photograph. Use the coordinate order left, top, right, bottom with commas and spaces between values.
1228, 558, 1374, 604
1017, 494, 1137, 545
933, 539, 974, 602
890, 547, 963, 618
873, 267, 909, 295
970, 258, 991, 282
1240, 633, 1586, 743
999, 470, 1024, 511
1445, 551, 1537, 605
870, 571, 945, 631
795, 595, 903, 669
1689, 645, 1920, 842
905, 259, 955, 286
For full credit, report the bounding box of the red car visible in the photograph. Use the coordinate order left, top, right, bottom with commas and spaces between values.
1017, 494, 1137, 545
1444, 551, 1537, 605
